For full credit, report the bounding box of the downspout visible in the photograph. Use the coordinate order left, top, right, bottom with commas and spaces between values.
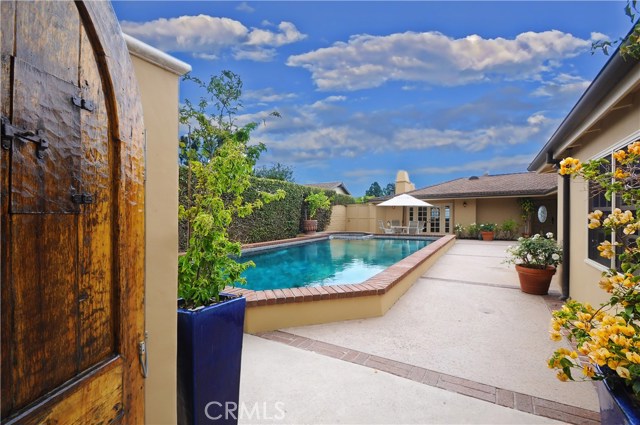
547, 151, 570, 300
561, 174, 571, 300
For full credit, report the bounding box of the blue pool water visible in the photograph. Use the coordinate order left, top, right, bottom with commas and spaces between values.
241, 237, 432, 291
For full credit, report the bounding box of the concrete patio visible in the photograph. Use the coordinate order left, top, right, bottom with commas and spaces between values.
239, 239, 600, 424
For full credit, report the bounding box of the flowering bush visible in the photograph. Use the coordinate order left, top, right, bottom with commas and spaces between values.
479, 223, 497, 232
505, 233, 562, 269
549, 140, 640, 395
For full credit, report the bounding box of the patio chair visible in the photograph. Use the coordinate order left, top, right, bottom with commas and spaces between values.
407, 221, 419, 235
378, 220, 394, 234
391, 220, 400, 227
417, 221, 425, 234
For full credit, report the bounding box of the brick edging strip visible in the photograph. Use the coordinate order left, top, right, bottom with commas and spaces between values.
227, 234, 456, 307
257, 330, 600, 425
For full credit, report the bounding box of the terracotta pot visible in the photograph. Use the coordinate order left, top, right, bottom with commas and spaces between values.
515, 264, 556, 295
303, 219, 318, 234
480, 231, 494, 241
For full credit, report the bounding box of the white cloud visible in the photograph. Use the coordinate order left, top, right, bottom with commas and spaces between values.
246, 22, 307, 47
310, 95, 347, 110
287, 30, 591, 90
531, 73, 590, 98
248, 94, 557, 166
236, 2, 255, 13
244, 88, 298, 103
413, 155, 535, 175
393, 114, 558, 153
121, 15, 306, 61
233, 49, 276, 62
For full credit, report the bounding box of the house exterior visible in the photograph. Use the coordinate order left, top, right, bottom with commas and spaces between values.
304, 181, 352, 195
529, 46, 640, 304
399, 172, 557, 236
330, 171, 557, 236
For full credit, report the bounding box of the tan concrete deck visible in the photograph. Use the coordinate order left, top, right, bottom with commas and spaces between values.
239, 239, 600, 424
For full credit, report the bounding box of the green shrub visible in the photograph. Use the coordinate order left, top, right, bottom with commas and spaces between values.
498, 219, 519, 240
179, 171, 355, 248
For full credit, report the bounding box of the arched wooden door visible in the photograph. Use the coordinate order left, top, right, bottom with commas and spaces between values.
1, 1, 145, 423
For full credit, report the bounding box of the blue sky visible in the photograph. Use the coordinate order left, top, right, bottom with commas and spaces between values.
113, 1, 633, 196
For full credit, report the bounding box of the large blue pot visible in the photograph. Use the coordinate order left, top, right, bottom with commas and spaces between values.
596, 369, 640, 425
177, 294, 246, 425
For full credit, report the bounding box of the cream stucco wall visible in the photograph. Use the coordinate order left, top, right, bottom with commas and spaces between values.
326, 205, 347, 232
344, 204, 379, 232
476, 198, 520, 225
562, 87, 640, 306
128, 41, 189, 425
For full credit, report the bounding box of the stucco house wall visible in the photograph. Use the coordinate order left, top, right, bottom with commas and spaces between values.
560, 90, 640, 305
126, 35, 191, 425
530, 49, 640, 305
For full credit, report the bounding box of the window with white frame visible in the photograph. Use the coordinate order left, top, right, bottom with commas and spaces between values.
587, 148, 637, 269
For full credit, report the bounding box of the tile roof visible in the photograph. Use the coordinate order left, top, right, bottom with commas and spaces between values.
378, 172, 557, 201
304, 181, 351, 195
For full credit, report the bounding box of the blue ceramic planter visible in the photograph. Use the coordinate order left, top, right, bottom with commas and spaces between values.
596, 370, 640, 425
177, 294, 246, 425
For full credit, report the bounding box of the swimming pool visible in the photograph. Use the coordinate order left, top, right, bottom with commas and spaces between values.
227, 233, 456, 333
241, 237, 433, 291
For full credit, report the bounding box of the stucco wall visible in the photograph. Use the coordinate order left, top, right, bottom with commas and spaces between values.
326, 205, 347, 232
453, 198, 476, 227
345, 204, 379, 233
476, 198, 520, 226
129, 48, 188, 424
564, 88, 640, 306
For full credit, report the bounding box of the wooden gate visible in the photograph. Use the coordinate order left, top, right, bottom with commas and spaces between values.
1, 1, 145, 423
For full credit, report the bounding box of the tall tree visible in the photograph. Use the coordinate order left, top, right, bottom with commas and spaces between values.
254, 162, 295, 182
365, 182, 383, 197
383, 183, 396, 196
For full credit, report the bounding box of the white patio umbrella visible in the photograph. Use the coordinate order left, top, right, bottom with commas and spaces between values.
377, 194, 433, 208
376, 194, 433, 227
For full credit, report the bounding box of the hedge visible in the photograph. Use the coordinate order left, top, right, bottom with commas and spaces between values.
179, 166, 355, 249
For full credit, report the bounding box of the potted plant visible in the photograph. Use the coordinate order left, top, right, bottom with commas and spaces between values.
177, 71, 285, 424
518, 198, 535, 237
547, 145, 640, 424
303, 191, 331, 234
479, 223, 497, 241
505, 233, 562, 294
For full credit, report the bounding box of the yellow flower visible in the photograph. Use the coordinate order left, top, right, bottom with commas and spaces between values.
617, 366, 631, 379
589, 219, 601, 229
583, 364, 595, 378
550, 330, 562, 341
576, 312, 592, 321
625, 352, 640, 363
556, 371, 570, 382
614, 150, 627, 162
559, 157, 582, 175
588, 210, 604, 220
599, 276, 614, 292
620, 325, 636, 337
624, 223, 638, 235
628, 141, 640, 155
597, 240, 615, 259
614, 168, 630, 180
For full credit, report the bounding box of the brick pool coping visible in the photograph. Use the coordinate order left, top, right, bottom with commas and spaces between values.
222, 234, 455, 308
